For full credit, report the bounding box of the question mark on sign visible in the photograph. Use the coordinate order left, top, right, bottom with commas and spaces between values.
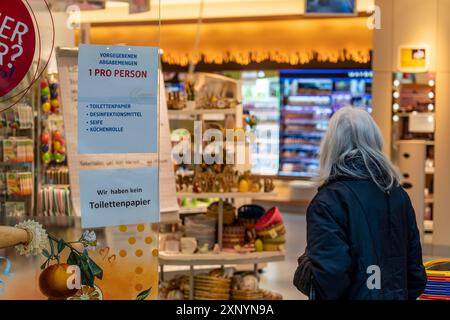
0, 43, 8, 66
0, 256, 13, 293
7, 44, 24, 69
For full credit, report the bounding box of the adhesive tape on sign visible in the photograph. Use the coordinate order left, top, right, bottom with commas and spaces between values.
0, 0, 36, 97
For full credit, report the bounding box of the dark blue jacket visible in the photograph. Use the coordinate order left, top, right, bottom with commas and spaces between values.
295, 178, 427, 300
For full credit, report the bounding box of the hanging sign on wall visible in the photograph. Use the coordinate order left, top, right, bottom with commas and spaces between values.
398, 45, 429, 73
0, 0, 36, 97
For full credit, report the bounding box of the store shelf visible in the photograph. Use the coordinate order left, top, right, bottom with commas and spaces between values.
176, 192, 276, 199
168, 108, 238, 117
288, 94, 332, 98
0, 161, 32, 167
178, 206, 208, 215
160, 211, 181, 224
280, 158, 319, 165
281, 144, 320, 150
424, 220, 433, 233
278, 171, 316, 178
283, 128, 327, 134
159, 264, 237, 275
425, 196, 434, 204
283, 119, 328, 125
159, 251, 285, 266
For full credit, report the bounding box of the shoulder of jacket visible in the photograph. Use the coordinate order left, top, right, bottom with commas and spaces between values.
315, 180, 352, 199
308, 182, 351, 225
310, 180, 355, 210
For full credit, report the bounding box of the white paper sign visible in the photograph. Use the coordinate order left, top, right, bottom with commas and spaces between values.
57, 48, 178, 226
56, 45, 162, 228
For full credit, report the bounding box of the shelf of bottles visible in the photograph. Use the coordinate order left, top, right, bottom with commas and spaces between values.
278, 70, 373, 177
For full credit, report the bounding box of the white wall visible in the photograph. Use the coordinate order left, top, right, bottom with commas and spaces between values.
433, 0, 450, 254
373, 0, 450, 253
36, 11, 75, 73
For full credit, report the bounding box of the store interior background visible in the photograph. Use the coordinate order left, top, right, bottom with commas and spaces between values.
2, 0, 450, 300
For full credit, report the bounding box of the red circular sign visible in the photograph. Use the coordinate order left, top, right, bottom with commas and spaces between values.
0, 0, 36, 97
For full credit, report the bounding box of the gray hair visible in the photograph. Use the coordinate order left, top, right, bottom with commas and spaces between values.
318, 106, 399, 191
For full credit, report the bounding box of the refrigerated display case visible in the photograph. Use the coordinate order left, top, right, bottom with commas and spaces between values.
279, 69, 373, 177
240, 71, 280, 175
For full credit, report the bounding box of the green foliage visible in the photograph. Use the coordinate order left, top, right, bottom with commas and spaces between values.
136, 287, 152, 300
41, 234, 104, 289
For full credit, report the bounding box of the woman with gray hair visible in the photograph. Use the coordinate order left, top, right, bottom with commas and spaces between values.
293, 106, 426, 300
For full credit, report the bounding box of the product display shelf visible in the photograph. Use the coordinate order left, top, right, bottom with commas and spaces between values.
279, 69, 373, 177
35, 73, 72, 217
164, 74, 283, 300
177, 191, 276, 248
159, 251, 285, 300
168, 107, 240, 116
168, 105, 243, 124
0, 96, 36, 217
160, 211, 182, 224
392, 72, 436, 236
176, 191, 275, 199
159, 251, 284, 266
168, 191, 282, 300
424, 220, 434, 232
178, 206, 208, 215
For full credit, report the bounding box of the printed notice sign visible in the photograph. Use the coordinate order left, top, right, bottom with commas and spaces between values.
63, 44, 162, 228
77, 44, 158, 154
398, 45, 429, 73
79, 167, 159, 228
